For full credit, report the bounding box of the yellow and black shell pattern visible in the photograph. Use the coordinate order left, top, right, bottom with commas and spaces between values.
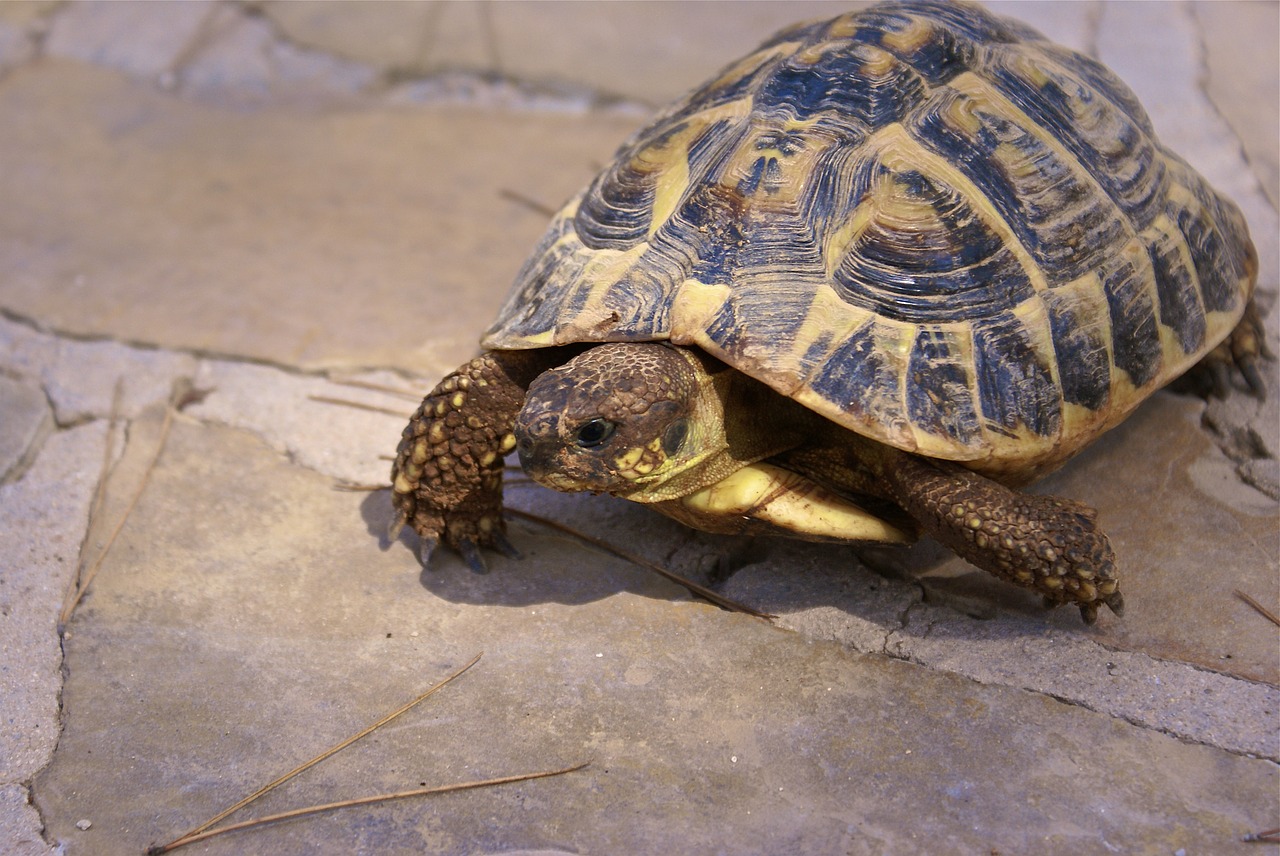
482, 0, 1256, 482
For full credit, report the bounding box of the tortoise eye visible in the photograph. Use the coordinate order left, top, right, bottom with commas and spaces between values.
575, 418, 616, 448
662, 418, 689, 455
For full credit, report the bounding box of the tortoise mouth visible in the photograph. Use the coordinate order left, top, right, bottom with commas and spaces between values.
515, 434, 615, 494
527, 469, 583, 492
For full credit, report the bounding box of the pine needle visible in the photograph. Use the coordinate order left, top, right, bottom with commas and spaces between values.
307, 395, 410, 417
1234, 590, 1280, 627
332, 481, 389, 492
58, 380, 196, 630
325, 377, 423, 400
160, 653, 483, 848
61, 380, 123, 629
148, 762, 588, 854
499, 187, 557, 218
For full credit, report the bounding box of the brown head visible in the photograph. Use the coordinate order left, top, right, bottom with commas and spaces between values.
514, 343, 720, 499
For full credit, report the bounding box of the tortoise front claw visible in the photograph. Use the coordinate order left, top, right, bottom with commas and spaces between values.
416, 536, 439, 569
457, 539, 489, 574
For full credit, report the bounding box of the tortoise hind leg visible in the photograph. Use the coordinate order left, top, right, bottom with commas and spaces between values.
1199, 297, 1272, 398
390, 349, 555, 571
877, 451, 1124, 623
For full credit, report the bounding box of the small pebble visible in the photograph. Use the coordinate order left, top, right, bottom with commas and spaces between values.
75, 819, 92, 830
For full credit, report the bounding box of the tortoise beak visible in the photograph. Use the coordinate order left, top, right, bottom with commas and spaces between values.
514, 420, 571, 490
517, 445, 582, 492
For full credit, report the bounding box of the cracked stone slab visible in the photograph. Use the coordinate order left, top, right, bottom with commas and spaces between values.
0, 784, 52, 856
174, 3, 377, 105
33, 419, 1280, 854
884, 606, 1280, 760
0, 315, 198, 425
0, 60, 640, 378
43, 0, 216, 81
188, 357, 419, 487
258, 1, 859, 105
256, 1, 1091, 108
0, 375, 51, 484
1197, 1, 1280, 209
0, 420, 109, 856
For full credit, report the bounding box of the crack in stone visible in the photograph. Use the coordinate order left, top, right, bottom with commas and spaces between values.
20, 779, 56, 854
1034, 685, 1279, 763
153, 0, 226, 92
880, 616, 1280, 762
0, 387, 55, 488
1188, 2, 1280, 219
0, 305, 407, 384
137, 0, 650, 113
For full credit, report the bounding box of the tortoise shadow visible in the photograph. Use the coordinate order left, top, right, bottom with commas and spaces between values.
356, 479, 1078, 634
359, 485, 701, 608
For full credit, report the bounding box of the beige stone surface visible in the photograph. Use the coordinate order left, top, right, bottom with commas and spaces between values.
32, 419, 1280, 855
0, 61, 637, 378
0, 1, 60, 29
1198, 0, 1280, 208
0, 419, 109, 856
43, 0, 214, 80
258, 0, 1097, 105
0, 377, 50, 484
3, 2, 1278, 853
261, 1, 858, 104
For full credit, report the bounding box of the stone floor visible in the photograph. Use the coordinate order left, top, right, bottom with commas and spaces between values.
1, 2, 1277, 854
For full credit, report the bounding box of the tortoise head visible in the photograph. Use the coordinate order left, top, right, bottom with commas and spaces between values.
514, 343, 705, 498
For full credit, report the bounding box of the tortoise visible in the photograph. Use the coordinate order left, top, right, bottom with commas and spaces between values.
390, 0, 1264, 623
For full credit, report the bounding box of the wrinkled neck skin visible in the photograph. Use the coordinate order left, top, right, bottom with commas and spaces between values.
662, 348, 898, 507
625, 347, 814, 502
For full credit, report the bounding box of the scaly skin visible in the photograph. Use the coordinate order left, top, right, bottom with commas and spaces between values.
390, 349, 555, 570
872, 450, 1124, 623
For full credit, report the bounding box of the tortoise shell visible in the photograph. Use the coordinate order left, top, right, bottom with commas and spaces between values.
482, 0, 1256, 483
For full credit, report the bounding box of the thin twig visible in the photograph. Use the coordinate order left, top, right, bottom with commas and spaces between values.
1234, 590, 1280, 627
499, 187, 557, 218
332, 481, 389, 492
88, 380, 124, 534
59, 382, 188, 631
62, 380, 124, 626
325, 377, 423, 400
148, 762, 589, 854
505, 508, 774, 620
308, 395, 409, 418
162, 653, 483, 848
1242, 826, 1280, 843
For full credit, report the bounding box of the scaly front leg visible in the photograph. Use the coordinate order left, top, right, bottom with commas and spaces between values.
877, 450, 1124, 624
390, 350, 553, 571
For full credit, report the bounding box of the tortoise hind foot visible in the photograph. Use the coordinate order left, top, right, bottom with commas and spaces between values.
1064, 590, 1125, 625
390, 350, 551, 571
880, 453, 1123, 623
1197, 297, 1272, 399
